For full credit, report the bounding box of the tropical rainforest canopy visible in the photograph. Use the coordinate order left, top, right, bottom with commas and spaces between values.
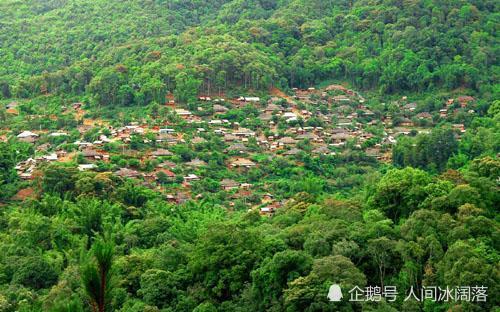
0, 0, 498, 311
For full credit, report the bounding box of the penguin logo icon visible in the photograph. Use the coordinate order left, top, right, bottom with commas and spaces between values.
327, 284, 343, 302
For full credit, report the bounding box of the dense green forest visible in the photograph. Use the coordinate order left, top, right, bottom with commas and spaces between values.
1, 0, 498, 102
0, 0, 499, 311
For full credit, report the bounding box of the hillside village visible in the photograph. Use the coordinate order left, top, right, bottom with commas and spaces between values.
2, 85, 477, 215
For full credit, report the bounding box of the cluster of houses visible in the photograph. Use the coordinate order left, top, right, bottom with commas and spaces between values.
2, 86, 476, 215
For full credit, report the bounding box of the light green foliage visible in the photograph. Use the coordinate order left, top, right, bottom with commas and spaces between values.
369, 167, 431, 220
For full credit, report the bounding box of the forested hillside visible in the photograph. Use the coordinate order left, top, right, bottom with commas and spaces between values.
0, 0, 498, 103
0, 0, 498, 312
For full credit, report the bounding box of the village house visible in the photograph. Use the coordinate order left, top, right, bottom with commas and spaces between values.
399, 117, 413, 127
114, 167, 141, 179
146, 168, 176, 182
263, 103, 282, 114
55, 149, 67, 158
365, 147, 383, 160
151, 148, 174, 158
183, 174, 200, 184
74, 140, 94, 149
99, 135, 113, 143
159, 128, 175, 135
81, 148, 109, 161
337, 118, 352, 127
175, 193, 192, 204
77, 125, 92, 135
92, 140, 105, 147
457, 96, 474, 108
312, 145, 334, 156
213, 104, 228, 113
361, 109, 375, 117
226, 143, 248, 154
214, 128, 227, 136
174, 108, 192, 119
187, 115, 203, 123
439, 108, 448, 118
259, 202, 282, 217
233, 128, 255, 137
416, 112, 432, 120
262, 193, 274, 203
296, 132, 321, 142
237, 96, 260, 103
78, 164, 97, 171
36, 143, 51, 152
332, 95, 351, 103
395, 128, 412, 136
6, 101, 18, 114
300, 110, 312, 118
381, 136, 397, 145
224, 134, 239, 142
278, 137, 298, 147
48, 132, 68, 137
220, 179, 240, 191
43, 153, 58, 162
283, 112, 298, 122
330, 132, 351, 146
453, 123, 466, 133
165, 194, 177, 203
165, 99, 175, 107
185, 158, 207, 167
209, 119, 223, 126
259, 112, 273, 122
358, 132, 374, 142
325, 84, 347, 93
403, 102, 417, 112
156, 133, 179, 144
293, 89, 312, 101
125, 125, 145, 134
158, 160, 176, 169
17, 131, 39, 143
230, 157, 256, 169
15, 158, 37, 180
259, 206, 274, 216
6, 101, 18, 110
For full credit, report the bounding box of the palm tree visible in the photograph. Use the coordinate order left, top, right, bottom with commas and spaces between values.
81, 239, 114, 312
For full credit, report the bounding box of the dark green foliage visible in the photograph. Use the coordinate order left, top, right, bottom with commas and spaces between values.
369, 167, 431, 221
251, 250, 313, 310
42, 163, 79, 197
188, 224, 262, 302
393, 127, 458, 172
138, 269, 179, 309
81, 239, 115, 312
0, 141, 33, 199
0, 156, 498, 310
0, 0, 497, 104
11, 256, 59, 290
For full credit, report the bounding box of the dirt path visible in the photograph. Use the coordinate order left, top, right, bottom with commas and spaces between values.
58, 151, 76, 163
270, 87, 296, 104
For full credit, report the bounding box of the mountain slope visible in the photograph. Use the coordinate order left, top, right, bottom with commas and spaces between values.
0, 0, 498, 102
